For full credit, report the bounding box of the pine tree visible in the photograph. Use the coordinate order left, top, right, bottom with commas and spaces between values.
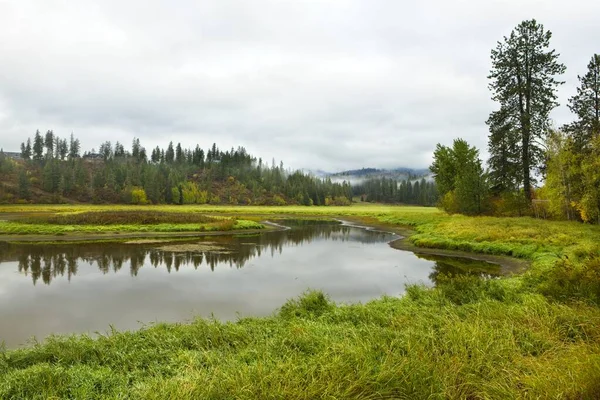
488, 19, 566, 201
486, 107, 521, 193
44, 130, 55, 158
175, 143, 183, 163
151, 146, 161, 163
33, 130, 44, 162
18, 169, 30, 199
564, 54, 600, 150
69, 133, 81, 159
165, 142, 175, 164
20, 138, 32, 160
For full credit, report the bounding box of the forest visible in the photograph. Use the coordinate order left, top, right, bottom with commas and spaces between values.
0, 134, 354, 206
0, 133, 438, 207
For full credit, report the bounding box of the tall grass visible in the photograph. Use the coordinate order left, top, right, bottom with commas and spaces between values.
0, 219, 263, 235
1, 289, 599, 399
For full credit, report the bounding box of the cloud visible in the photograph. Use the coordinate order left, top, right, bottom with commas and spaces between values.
0, 0, 598, 171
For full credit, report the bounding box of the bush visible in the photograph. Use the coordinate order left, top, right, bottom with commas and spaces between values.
130, 188, 149, 205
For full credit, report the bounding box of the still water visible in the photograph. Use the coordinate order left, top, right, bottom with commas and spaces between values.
0, 221, 499, 348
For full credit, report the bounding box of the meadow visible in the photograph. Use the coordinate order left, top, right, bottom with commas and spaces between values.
1, 203, 600, 398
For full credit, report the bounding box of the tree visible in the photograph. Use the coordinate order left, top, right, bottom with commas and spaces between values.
58, 139, 68, 160
99, 141, 113, 160
430, 139, 488, 214
114, 142, 126, 158
488, 19, 566, 202
131, 138, 141, 160
69, 133, 81, 159
33, 130, 44, 162
44, 130, 55, 157
564, 54, 600, 150
18, 169, 30, 200
486, 107, 521, 193
544, 130, 579, 220
175, 143, 183, 163
165, 142, 175, 164
20, 138, 32, 160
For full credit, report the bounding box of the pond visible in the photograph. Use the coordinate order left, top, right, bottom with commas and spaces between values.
0, 220, 500, 348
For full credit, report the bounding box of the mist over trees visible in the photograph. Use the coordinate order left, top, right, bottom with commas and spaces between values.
353, 177, 438, 206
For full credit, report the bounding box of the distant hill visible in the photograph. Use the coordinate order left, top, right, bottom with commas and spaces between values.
326, 167, 431, 185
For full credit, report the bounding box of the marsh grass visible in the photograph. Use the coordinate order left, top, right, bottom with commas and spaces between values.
0, 209, 263, 235
20, 211, 218, 225
1, 288, 599, 399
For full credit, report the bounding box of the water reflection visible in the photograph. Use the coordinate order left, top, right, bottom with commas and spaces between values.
0, 224, 397, 285
415, 254, 501, 284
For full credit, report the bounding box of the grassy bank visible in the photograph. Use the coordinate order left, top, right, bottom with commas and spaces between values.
1, 289, 599, 399
0, 209, 263, 235
1, 204, 600, 397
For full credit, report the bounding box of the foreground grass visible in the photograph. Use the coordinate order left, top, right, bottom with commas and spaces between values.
1, 289, 600, 399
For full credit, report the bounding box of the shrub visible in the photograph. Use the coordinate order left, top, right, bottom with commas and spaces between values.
130, 188, 149, 205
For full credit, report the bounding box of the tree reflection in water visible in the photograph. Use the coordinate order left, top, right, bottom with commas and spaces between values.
415, 254, 501, 285
1, 223, 397, 285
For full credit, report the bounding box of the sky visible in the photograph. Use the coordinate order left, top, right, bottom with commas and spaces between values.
0, 0, 598, 172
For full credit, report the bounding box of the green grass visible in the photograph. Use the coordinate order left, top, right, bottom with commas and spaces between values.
1, 289, 599, 399
2, 204, 600, 397
0, 208, 264, 235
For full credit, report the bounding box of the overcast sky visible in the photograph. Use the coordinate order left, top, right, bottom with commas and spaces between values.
0, 0, 598, 172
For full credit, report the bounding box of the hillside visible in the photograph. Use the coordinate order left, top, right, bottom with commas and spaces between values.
0, 134, 353, 206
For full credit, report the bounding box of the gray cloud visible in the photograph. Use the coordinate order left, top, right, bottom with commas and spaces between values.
0, 0, 598, 171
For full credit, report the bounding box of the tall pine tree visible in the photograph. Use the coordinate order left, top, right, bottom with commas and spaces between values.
487, 19, 565, 202
564, 54, 600, 150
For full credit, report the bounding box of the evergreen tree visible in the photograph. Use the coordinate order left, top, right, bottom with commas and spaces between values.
99, 141, 113, 160
58, 138, 68, 160
114, 142, 126, 158
486, 107, 521, 193
20, 138, 32, 160
33, 130, 44, 162
69, 133, 81, 159
175, 143, 183, 163
44, 130, 55, 157
488, 19, 566, 201
165, 142, 175, 164
18, 169, 30, 199
151, 146, 161, 163
131, 138, 141, 160
564, 54, 600, 150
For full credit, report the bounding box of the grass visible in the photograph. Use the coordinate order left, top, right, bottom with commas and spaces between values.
2, 204, 600, 397
20, 211, 219, 225
1, 289, 599, 399
0, 209, 264, 235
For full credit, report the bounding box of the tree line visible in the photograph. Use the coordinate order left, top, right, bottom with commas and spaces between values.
1, 132, 353, 206
431, 19, 599, 222
353, 177, 438, 206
